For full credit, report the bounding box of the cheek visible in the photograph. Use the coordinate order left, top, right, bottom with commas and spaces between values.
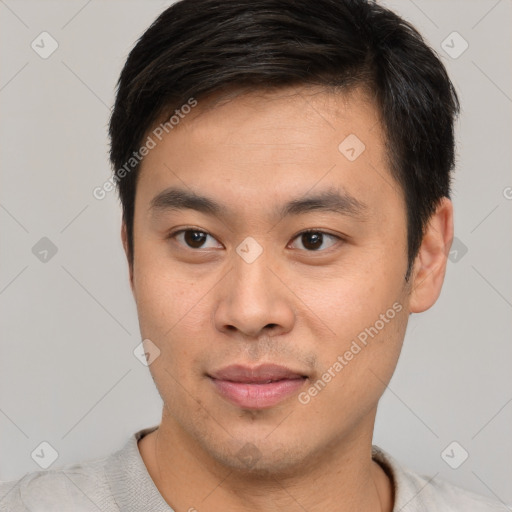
133, 252, 200, 335
295, 256, 404, 339
134, 270, 207, 406
298, 256, 407, 393
301, 300, 407, 423
132, 255, 213, 375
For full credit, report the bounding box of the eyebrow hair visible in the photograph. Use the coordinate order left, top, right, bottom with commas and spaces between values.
149, 186, 368, 221
279, 188, 367, 219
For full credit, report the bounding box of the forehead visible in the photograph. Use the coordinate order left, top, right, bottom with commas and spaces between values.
136, 86, 403, 222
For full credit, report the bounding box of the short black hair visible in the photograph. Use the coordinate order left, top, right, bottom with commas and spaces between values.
109, 0, 459, 280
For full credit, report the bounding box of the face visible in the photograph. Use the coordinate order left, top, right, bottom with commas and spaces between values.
126, 86, 415, 475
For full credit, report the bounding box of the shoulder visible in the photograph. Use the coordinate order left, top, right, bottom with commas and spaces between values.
0, 454, 117, 512
372, 445, 510, 512
0, 426, 158, 512
424, 476, 509, 511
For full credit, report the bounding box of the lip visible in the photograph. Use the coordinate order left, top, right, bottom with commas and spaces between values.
208, 364, 308, 409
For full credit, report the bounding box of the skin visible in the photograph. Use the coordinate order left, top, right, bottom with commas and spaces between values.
122, 85, 453, 512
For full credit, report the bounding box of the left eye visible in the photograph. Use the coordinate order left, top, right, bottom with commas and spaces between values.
289, 230, 340, 251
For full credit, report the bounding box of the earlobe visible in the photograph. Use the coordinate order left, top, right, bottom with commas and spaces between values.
409, 197, 454, 313
121, 221, 135, 293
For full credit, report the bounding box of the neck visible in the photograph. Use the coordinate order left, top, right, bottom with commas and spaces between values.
138, 415, 393, 512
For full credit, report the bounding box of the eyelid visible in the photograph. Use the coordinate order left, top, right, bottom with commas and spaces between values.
168, 227, 224, 249
290, 228, 342, 240
288, 229, 343, 251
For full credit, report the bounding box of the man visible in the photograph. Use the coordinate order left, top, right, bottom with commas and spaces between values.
1, 0, 508, 510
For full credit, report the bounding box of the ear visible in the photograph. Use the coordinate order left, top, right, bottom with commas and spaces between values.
121, 221, 135, 293
409, 197, 454, 313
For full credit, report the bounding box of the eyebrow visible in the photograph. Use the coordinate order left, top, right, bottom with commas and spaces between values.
149, 186, 368, 221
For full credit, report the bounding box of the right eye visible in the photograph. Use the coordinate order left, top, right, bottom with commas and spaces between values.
168, 228, 223, 250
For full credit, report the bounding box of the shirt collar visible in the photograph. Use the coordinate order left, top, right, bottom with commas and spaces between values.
105, 425, 174, 512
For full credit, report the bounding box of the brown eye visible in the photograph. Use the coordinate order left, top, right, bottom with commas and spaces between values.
290, 230, 340, 251
171, 229, 222, 250
183, 230, 207, 248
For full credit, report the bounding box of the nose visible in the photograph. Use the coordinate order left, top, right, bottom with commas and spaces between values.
213, 246, 295, 339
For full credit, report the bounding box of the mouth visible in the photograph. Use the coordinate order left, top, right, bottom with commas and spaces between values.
208, 364, 308, 409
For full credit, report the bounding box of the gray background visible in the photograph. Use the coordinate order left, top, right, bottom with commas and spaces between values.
1, 0, 511, 507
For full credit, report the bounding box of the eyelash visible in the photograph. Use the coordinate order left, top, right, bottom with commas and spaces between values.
167, 227, 343, 252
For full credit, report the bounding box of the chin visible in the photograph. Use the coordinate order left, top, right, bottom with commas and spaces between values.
202, 435, 313, 478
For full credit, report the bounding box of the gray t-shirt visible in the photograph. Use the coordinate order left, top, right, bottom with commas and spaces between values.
0, 425, 508, 511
